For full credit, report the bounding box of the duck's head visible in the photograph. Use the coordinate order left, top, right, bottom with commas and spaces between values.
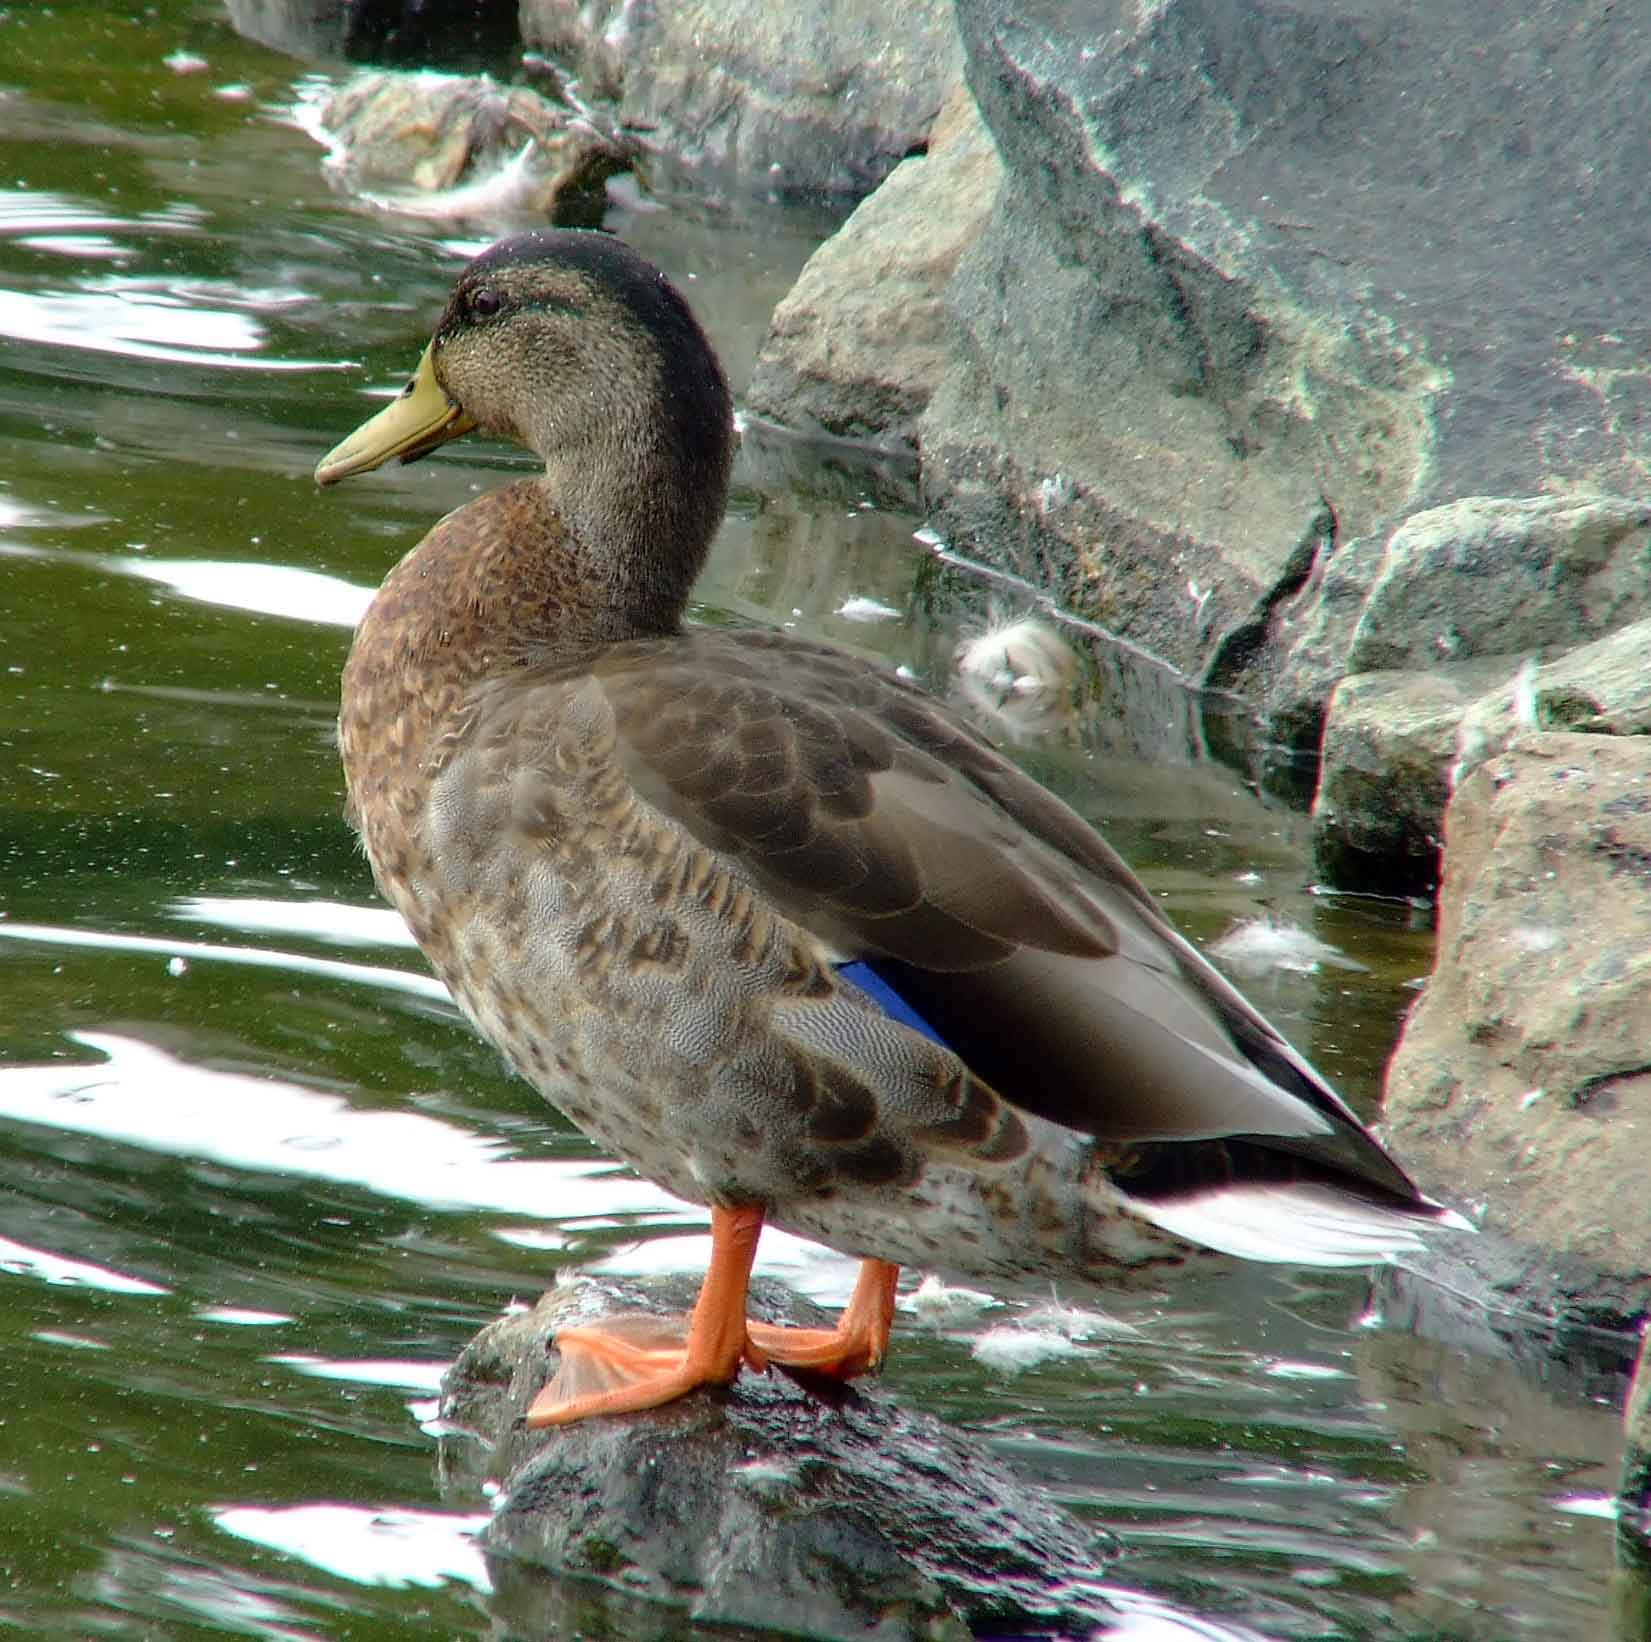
315, 231, 734, 569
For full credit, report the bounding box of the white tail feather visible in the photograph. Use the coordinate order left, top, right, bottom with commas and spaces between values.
1125, 1182, 1456, 1267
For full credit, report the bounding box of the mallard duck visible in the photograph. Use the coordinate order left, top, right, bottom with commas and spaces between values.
318, 229, 1462, 1427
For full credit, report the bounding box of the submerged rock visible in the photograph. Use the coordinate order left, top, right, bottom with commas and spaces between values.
307, 71, 631, 224
437, 1274, 1266, 1640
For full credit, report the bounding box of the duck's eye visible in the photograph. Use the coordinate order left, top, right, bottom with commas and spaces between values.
468, 286, 503, 318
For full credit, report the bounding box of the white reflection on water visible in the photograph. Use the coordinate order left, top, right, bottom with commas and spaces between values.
0, 271, 347, 371
1551, 1492, 1617, 1521
0, 283, 253, 365
0, 194, 133, 239
212, 1504, 492, 1592
0, 920, 446, 999
0, 188, 202, 267
271, 1355, 449, 1393
17, 235, 127, 259
0, 537, 373, 625
0, 1232, 169, 1296
543, 1224, 862, 1306
196, 1305, 294, 1326
0, 1027, 693, 1225
1096, 1592, 1276, 1641
108, 555, 373, 625
171, 896, 413, 947
0, 190, 204, 235
0, 494, 107, 532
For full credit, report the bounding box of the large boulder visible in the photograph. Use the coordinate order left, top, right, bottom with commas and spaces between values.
1384, 732, 1651, 1296
1343, 497, 1651, 677
518, 0, 963, 197
920, 0, 1651, 686
1305, 496, 1651, 890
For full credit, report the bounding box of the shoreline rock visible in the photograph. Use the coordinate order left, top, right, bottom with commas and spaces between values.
519, 0, 962, 198
1384, 733, 1651, 1301
743, 0, 1651, 889
746, 86, 1001, 445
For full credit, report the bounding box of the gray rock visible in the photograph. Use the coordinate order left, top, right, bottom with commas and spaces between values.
914, 0, 1423, 678
1256, 495, 1651, 776
518, 0, 963, 197
1312, 619, 1651, 893
1310, 659, 1515, 896
1441, 619, 1651, 795
1527, 623, 1651, 741
1384, 733, 1651, 1294
747, 87, 1002, 444
436, 1274, 1264, 1640
1346, 496, 1651, 675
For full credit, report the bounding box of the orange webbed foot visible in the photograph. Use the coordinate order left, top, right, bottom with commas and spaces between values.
747, 1257, 900, 1382
524, 1202, 767, 1429
524, 1312, 771, 1426
520, 1208, 901, 1427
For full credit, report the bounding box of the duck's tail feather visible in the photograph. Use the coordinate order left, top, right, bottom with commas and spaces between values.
1121, 1180, 1474, 1267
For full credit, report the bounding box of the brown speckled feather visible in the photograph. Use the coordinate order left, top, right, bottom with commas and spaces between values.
498, 629, 1416, 1185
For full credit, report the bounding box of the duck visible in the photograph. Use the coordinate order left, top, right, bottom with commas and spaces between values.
317, 228, 1464, 1428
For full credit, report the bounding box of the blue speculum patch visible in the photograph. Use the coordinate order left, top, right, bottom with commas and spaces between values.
836, 959, 947, 1048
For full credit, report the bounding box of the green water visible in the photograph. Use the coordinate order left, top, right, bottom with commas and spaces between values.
0, 4, 1626, 1638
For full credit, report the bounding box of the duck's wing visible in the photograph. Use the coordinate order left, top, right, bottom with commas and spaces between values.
580, 629, 1430, 1215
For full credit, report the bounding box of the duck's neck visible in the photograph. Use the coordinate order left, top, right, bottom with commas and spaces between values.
536, 423, 728, 644
343, 403, 730, 710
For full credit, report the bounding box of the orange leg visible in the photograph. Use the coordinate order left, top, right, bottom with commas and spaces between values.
747, 1255, 900, 1379
525, 1201, 768, 1427
524, 1205, 902, 1427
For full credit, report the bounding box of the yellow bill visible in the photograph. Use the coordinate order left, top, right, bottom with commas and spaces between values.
315, 344, 477, 486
